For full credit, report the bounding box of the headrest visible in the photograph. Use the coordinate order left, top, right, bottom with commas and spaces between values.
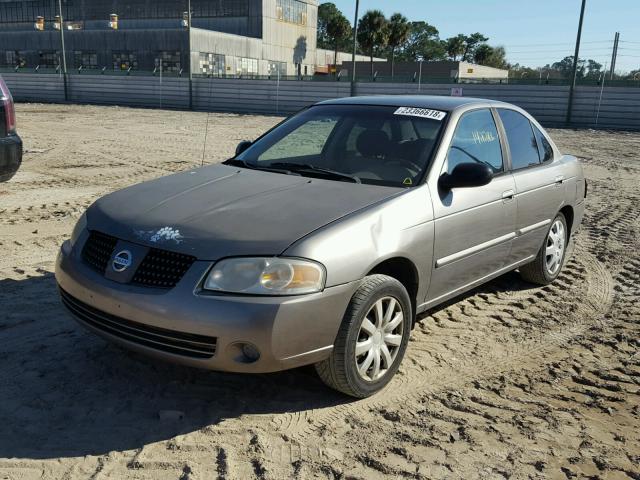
356, 129, 390, 158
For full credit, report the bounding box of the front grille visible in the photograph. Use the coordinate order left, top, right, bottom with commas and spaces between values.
131, 248, 196, 289
59, 287, 217, 359
82, 231, 118, 274
81, 230, 196, 289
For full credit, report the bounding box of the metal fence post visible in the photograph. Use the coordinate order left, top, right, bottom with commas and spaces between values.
57, 0, 68, 101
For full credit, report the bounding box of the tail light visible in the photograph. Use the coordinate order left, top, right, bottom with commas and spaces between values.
0, 76, 16, 134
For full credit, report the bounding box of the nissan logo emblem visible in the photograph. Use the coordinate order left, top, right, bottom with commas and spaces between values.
112, 250, 133, 272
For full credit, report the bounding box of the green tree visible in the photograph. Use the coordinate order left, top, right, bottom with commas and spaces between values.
357, 10, 389, 78
585, 59, 603, 79
473, 44, 494, 65
387, 13, 411, 78
398, 22, 445, 61
317, 2, 341, 50
550, 56, 586, 78
327, 11, 352, 75
472, 44, 508, 71
445, 35, 466, 61
462, 32, 489, 61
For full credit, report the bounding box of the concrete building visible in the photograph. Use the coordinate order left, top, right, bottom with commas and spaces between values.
0, 0, 367, 77
340, 60, 509, 82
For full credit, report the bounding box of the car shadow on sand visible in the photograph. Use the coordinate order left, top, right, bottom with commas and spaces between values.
0, 270, 537, 460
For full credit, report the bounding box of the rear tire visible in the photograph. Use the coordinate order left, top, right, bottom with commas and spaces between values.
315, 274, 412, 398
519, 212, 568, 285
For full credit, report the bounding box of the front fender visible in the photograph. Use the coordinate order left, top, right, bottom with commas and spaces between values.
283, 185, 435, 304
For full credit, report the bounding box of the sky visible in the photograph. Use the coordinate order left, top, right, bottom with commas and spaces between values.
324, 0, 640, 74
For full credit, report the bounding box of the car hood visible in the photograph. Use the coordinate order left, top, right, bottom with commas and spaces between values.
87, 164, 402, 259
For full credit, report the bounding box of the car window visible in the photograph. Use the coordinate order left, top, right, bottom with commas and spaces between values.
446, 109, 503, 174
532, 124, 554, 162
497, 109, 541, 170
238, 105, 446, 188
259, 118, 338, 161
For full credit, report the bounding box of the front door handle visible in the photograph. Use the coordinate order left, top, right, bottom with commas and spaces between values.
502, 190, 515, 201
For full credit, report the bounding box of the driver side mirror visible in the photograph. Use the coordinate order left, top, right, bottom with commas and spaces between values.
235, 140, 252, 156
439, 162, 493, 190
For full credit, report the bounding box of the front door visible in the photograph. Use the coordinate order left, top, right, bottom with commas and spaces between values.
426, 108, 517, 304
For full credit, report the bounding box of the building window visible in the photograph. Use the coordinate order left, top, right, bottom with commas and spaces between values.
74, 50, 98, 69
4, 51, 27, 67
39, 50, 59, 68
276, 0, 307, 26
155, 51, 181, 73
112, 51, 138, 70
237, 57, 258, 77
267, 61, 286, 77
198, 53, 225, 76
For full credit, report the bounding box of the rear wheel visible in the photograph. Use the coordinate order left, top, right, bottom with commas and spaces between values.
315, 274, 412, 398
519, 212, 568, 285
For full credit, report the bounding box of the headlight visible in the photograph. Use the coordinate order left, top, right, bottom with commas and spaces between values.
203, 257, 325, 295
70, 212, 87, 247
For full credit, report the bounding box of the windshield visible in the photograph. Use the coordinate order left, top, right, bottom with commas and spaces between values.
235, 104, 446, 187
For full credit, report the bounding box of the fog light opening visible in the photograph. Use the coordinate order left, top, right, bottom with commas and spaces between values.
241, 343, 260, 363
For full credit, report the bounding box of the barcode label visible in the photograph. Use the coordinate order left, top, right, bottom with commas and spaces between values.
394, 107, 447, 121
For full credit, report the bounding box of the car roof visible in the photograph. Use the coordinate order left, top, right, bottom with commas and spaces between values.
316, 95, 509, 112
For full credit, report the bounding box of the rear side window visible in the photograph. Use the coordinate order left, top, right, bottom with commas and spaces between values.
497, 109, 540, 170
446, 109, 503, 174
533, 125, 554, 162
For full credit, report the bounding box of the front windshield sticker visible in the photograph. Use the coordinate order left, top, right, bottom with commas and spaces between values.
394, 107, 447, 121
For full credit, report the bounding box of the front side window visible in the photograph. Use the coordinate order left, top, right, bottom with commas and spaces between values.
445, 109, 503, 174
498, 109, 541, 170
237, 105, 446, 187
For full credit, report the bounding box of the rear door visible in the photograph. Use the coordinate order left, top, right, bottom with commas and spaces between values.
496, 109, 565, 263
427, 108, 517, 304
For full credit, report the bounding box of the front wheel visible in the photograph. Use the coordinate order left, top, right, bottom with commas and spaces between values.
315, 274, 412, 398
519, 212, 568, 285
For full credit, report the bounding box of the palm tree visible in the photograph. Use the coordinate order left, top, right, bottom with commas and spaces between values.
327, 12, 352, 76
357, 10, 389, 79
387, 13, 410, 78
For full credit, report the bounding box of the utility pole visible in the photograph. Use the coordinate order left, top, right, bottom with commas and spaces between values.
566, 0, 586, 125
609, 32, 620, 80
57, 0, 68, 101
350, 0, 360, 97
187, 0, 193, 110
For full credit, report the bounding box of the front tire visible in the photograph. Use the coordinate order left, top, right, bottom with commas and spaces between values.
519, 212, 568, 285
315, 274, 412, 398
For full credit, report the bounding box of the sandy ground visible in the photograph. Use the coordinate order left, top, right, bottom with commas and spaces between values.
0, 104, 638, 480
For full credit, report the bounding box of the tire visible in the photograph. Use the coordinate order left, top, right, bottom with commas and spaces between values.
519, 212, 568, 285
315, 274, 412, 398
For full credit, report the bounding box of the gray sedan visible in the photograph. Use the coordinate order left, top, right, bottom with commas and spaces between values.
56, 96, 586, 397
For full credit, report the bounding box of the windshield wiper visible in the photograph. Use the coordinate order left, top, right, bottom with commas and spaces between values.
269, 162, 361, 184
223, 158, 297, 175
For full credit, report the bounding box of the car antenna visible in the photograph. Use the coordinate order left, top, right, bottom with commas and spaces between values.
201, 111, 210, 167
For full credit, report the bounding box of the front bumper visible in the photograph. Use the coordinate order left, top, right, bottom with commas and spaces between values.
55, 239, 359, 373
0, 133, 22, 182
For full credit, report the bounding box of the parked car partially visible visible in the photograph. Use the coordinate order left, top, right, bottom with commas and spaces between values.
0, 75, 22, 182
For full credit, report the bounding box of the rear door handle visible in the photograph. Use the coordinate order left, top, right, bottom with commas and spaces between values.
502, 190, 515, 201
554, 175, 565, 185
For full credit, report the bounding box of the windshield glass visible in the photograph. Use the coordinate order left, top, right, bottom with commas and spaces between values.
236, 104, 446, 187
